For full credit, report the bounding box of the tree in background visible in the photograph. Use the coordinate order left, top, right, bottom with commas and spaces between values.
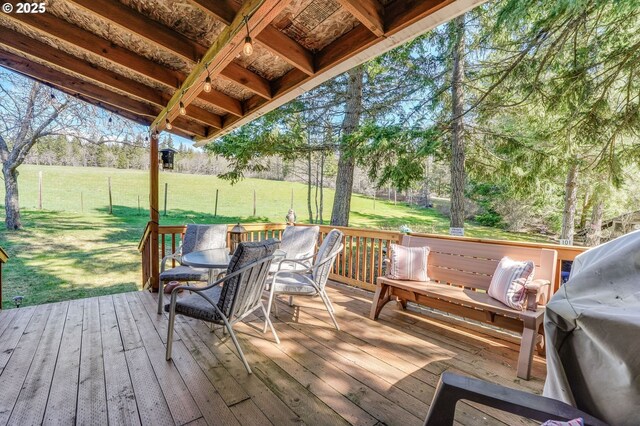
0, 70, 138, 230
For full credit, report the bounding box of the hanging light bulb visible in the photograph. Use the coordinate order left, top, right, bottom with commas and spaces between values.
203, 73, 212, 93
165, 118, 173, 130
179, 101, 186, 115
243, 16, 253, 56
243, 36, 254, 56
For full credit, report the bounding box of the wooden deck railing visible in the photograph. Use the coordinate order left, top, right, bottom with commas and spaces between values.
139, 221, 587, 294
138, 223, 287, 290
0, 247, 8, 309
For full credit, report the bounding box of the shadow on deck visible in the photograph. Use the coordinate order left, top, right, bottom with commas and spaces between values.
0, 281, 544, 425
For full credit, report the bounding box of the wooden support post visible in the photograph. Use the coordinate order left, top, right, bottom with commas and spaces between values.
150, 135, 160, 292
214, 189, 219, 217
108, 177, 113, 214
163, 182, 168, 216
38, 171, 43, 210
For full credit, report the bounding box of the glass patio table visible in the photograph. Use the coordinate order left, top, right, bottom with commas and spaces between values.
181, 248, 231, 285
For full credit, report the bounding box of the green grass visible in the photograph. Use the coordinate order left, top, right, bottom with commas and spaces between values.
0, 165, 551, 308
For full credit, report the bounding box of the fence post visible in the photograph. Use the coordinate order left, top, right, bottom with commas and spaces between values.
253, 189, 256, 216
108, 177, 113, 214
38, 171, 43, 210
137, 195, 141, 215
163, 182, 168, 216
214, 189, 219, 217
81, 192, 84, 213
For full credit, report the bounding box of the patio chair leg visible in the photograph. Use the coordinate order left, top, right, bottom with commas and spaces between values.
261, 303, 280, 345
157, 281, 164, 314
224, 321, 252, 374
323, 292, 336, 313
263, 287, 276, 333
320, 291, 340, 331
166, 305, 176, 361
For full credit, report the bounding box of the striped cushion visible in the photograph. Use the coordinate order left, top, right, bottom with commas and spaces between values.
487, 257, 535, 310
388, 244, 429, 281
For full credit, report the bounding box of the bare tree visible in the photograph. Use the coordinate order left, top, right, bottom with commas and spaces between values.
0, 70, 138, 229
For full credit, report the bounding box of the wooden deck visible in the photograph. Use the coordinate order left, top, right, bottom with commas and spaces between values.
0, 282, 545, 425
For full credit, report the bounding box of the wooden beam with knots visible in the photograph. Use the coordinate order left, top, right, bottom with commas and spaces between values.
152, 0, 292, 133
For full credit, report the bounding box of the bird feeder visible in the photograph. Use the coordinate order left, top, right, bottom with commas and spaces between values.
159, 147, 178, 170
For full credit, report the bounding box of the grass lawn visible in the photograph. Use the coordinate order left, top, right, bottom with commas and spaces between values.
0, 165, 551, 308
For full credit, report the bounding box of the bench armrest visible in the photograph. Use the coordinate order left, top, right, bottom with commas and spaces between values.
524, 279, 550, 311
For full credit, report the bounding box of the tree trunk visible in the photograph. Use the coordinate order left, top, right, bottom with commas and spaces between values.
578, 190, 592, 231
3, 165, 21, 230
560, 162, 579, 245
307, 151, 313, 223
585, 198, 605, 247
424, 156, 432, 208
319, 152, 324, 224
331, 66, 364, 227
449, 14, 466, 233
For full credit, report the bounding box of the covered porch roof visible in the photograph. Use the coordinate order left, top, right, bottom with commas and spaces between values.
0, 0, 482, 144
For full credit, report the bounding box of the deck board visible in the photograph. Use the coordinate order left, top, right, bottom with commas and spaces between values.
0, 283, 544, 425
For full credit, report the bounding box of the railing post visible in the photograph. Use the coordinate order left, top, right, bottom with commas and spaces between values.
150, 134, 160, 292
0, 248, 8, 310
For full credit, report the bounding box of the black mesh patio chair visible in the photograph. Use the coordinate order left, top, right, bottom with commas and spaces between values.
158, 224, 228, 314
423, 372, 607, 426
165, 239, 280, 374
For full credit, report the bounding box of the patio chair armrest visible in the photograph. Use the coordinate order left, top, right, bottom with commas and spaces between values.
161, 253, 182, 273
524, 279, 551, 310
424, 372, 607, 426
277, 258, 314, 272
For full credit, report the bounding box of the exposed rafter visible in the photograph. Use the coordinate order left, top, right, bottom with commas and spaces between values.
188, 0, 237, 26
0, 49, 208, 138
59, 0, 274, 106
152, 0, 292, 133
0, 22, 223, 130
255, 25, 315, 75
67, 0, 207, 61
336, 0, 384, 37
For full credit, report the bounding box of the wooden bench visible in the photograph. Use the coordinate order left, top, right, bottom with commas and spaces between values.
370, 235, 557, 380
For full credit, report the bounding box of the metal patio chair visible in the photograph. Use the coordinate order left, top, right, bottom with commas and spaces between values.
158, 223, 228, 314
264, 229, 344, 332
165, 239, 280, 374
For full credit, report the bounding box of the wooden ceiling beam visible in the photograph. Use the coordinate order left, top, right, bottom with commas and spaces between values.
54, 0, 272, 109
219, 62, 272, 99
67, 0, 206, 62
0, 29, 223, 130
0, 48, 206, 138
188, 0, 237, 26
256, 25, 315, 75
336, 0, 385, 37
315, 25, 378, 72
385, 0, 453, 33
153, 0, 292, 133
3, 8, 183, 88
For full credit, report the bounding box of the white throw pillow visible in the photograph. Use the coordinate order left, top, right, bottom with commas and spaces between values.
487, 257, 535, 310
387, 244, 430, 281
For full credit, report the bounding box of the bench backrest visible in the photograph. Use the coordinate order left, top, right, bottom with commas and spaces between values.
401, 235, 557, 298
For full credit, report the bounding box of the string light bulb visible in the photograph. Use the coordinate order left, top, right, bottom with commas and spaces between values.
179, 101, 186, 115
243, 16, 253, 56
165, 118, 172, 130
203, 73, 212, 93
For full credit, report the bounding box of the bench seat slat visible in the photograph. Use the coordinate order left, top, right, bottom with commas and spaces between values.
377, 277, 542, 320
